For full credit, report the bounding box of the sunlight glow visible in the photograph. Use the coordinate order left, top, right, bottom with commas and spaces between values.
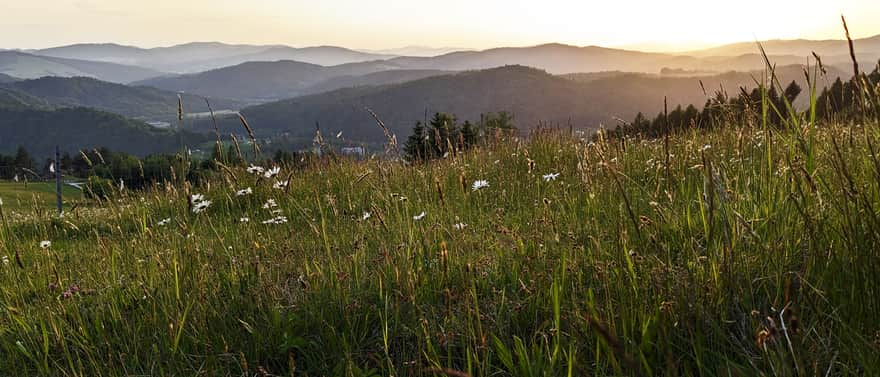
2, 0, 879, 50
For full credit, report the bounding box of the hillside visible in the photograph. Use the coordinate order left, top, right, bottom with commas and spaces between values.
2, 76, 244, 121
0, 73, 17, 83
301, 69, 450, 95
35, 42, 392, 73
0, 51, 164, 83
2, 119, 878, 375
689, 34, 880, 57
0, 87, 50, 110
216, 64, 841, 144
135, 60, 404, 102
0, 106, 209, 157
387, 43, 874, 74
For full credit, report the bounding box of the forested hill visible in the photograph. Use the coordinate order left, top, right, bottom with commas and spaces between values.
0, 106, 209, 158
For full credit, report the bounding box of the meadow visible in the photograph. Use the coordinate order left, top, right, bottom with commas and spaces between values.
1, 111, 879, 375
0, 181, 82, 213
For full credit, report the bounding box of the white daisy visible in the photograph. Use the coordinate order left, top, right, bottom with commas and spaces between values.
413, 211, 426, 221
453, 222, 467, 230
272, 180, 289, 190
157, 218, 171, 226
190, 194, 205, 202
262, 216, 289, 224
542, 173, 560, 182
40, 241, 51, 249
361, 211, 371, 221
262, 199, 277, 209
472, 180, 489, 191
235, 187, 253, 196
246, 165, 265, 174
192, 200, 212, 214
264, 166, 281, 179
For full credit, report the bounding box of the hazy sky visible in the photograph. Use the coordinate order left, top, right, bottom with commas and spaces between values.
3, 0, 880, 51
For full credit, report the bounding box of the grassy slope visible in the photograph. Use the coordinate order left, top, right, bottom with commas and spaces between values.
0, 181, 82, 213
0, 122, 879, 375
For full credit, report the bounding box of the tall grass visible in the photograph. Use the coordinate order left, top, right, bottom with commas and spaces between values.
0, 111, 879, 375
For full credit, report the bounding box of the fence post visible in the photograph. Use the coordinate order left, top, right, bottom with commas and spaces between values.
55, 146, 62, 216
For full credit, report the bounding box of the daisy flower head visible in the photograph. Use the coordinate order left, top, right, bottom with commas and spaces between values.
246, 165, 265, 174
542, 173, 560, 182
262, 216, 289, 225
235, 187, 253, 196
264, 166, 281, 179
413, 211, 427, 221
272, 180, 289, 190
40, 240, 51, 249
190, 194, 205, 202
192, 200, 212, 214
262, 199, 277, 209
157, 218, 171, 226
472, 180, 489, 191
361, 211, 371, 221
453, 222, 467, 230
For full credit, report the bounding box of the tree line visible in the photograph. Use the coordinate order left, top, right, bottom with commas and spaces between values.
612, 60, 880, 138
404, 111, 516, 162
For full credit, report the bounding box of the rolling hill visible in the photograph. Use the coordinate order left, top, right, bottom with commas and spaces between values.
34, 42, 392, 73
300, 69, 450, 95
2, 76, 244, 121
197, 64, 847, 145
0, 51, 164, 83
0, 106, 209, 158
0, 73, 18, 83
688, 34, 880, 58
387, 43, 876, 75
135, 60, 405, 102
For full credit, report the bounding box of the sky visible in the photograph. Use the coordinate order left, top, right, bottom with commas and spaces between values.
2, 0, 880, 51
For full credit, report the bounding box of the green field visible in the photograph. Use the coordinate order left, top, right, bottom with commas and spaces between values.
0, 120, 879, 375
0, 181, 83, 213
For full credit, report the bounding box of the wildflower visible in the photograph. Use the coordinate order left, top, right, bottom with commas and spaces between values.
272, 180, 289, 190
542, 173, 560, 182
361, 211, 371, 221
262, 199, 277, 209
157, 218, 171, 226
1, 256, 8, 265
192, 200, 212, 214
40, 241, 51, 249
239, 217, 250, 223
190, 194, 205, 202
264, 166, 281, 179
246, 165, 265, 174
453, 222, 467, 230
262, 216, 289, 224
413, 211, 426, 221
235, 187, 253, 196
472, 180, 489, 191
701, 144, 712, 152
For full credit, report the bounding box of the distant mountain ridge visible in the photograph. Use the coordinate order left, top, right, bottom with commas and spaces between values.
34, 42, 392, 73
134, 60, 405, 102
0, 50, 163, 83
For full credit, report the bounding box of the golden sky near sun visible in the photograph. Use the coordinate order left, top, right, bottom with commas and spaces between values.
2, 0, 879, 50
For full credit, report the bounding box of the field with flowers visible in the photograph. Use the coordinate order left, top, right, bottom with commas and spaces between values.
1, 118, 879, 376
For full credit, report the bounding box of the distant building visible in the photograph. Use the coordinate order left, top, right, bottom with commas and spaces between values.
341, 146, 365, 158
146, 121, 172, 128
